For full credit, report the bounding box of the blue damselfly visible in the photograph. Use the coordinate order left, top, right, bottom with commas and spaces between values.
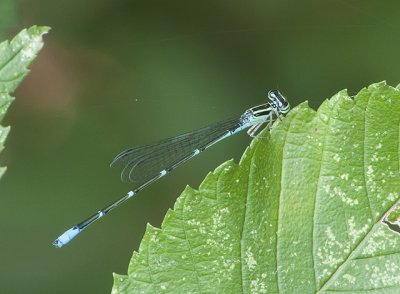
53, 90, 290, 248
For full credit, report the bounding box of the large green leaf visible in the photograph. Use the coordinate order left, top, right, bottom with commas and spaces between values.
113, 82, 400, 293
0, 26, 50, 178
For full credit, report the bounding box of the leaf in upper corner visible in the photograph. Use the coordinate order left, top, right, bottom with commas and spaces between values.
112, 82, 400, 293
0, 26, 49, 180
0, 25, 50, 93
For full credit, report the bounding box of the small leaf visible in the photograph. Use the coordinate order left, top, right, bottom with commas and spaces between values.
0, 25, 50, 93
113, 82, 400, 293
0, 26, 49, 180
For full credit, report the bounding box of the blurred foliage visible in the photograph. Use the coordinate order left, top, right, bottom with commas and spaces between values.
0, 0, 18, 39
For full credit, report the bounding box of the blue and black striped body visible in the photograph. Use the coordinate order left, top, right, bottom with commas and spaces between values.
53, 90, 290, 248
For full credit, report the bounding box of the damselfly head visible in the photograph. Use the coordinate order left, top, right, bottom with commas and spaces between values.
268, 89, 290, 113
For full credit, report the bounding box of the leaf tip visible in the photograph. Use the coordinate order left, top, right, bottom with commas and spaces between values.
27, 25, 51, 36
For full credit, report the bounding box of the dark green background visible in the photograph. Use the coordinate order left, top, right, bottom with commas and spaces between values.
1, 0, 399, 293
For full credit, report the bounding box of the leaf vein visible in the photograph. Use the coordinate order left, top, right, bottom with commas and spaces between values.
362, 92, 374, 220
182, 188, 202, 292
313, 110, 330, 289
239, 143, 255, 293
276, 112, 296, 293
0, 45, 23, 73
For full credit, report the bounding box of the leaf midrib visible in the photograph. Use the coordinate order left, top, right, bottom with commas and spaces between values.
276, 111, 296, 293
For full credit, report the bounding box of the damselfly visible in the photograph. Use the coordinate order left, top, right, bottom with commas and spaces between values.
53, 90, 290, 248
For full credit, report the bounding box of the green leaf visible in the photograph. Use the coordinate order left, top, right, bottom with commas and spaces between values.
0, 26, 49, 179
0, 25, 50, 93
113, 82, 400, 293
382, 204, 400, 235
0, 92, 14, 122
